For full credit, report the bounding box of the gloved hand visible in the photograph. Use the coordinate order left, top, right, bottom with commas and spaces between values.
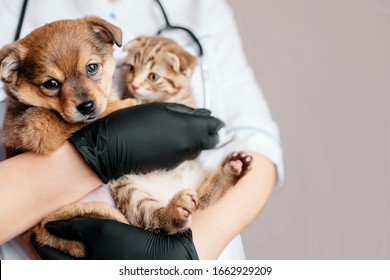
34, 218, 198, 260
69, 102, 224, 183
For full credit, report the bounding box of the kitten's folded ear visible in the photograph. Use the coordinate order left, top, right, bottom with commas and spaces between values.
167, 50, 197, 77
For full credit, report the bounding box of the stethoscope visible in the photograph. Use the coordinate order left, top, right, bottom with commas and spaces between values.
14, 0, 233, 147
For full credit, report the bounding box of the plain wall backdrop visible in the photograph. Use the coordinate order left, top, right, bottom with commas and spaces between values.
226, 0, 390, 259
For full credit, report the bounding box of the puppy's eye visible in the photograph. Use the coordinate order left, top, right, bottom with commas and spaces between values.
86, 64, 99, 76
43, 79, 61, 90
148, 72, 160, 82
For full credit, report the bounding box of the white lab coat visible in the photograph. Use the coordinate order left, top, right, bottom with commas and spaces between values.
0, 0, 284, 259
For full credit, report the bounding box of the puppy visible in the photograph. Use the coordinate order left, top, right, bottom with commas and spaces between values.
0, 16, 136, 156
0, 17, 136, 258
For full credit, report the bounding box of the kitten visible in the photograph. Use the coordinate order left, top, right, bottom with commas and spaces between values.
110, 35, 253, 234
121, 35, 196, 107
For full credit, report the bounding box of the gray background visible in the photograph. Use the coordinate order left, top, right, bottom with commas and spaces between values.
226, 0, 390, 259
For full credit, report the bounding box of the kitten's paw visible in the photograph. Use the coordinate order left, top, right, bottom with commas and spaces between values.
170, 189, 198, 231
176, 189, 198, 218
224, 151, 253, 177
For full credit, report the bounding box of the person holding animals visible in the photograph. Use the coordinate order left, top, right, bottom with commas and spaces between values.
0, 0, 283, 260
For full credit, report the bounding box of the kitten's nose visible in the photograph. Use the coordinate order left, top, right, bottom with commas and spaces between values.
77, 100, 95, 115
132, 84, 140, 91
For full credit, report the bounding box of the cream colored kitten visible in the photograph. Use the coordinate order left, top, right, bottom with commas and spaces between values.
110, 36, 253, 234
121, 35, 196, 107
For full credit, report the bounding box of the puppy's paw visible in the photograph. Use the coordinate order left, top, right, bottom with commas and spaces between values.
224, 151, 253, 177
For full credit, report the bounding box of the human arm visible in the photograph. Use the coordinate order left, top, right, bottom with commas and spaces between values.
0, 141, 101, 244
191, 152, 275, 259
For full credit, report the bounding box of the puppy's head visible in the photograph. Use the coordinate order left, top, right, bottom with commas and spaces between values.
0, 16, 122, 123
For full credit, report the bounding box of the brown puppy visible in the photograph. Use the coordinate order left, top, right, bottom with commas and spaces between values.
0, 17, 136, 257
0, 16, 136, 156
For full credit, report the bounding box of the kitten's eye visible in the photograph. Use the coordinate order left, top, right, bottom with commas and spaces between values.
125, 64, 135, 73
148, 72, 160, 82
86, 63, 99, 76
43, 79, 61, 90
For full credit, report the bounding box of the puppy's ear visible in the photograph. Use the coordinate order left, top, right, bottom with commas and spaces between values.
85, 16, 123, 47
0, 44, 20, 84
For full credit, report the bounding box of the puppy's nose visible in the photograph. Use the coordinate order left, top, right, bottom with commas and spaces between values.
77, 100, 95, 115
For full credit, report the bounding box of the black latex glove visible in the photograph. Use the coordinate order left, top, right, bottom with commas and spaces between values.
68, 102, 224, 183
34, 218, 198, 260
